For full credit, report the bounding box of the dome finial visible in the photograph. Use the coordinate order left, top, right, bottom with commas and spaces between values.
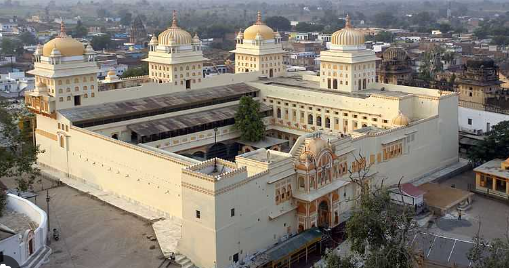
172, 10, 178, 28
345, 14, 351, 28
59, 19, 67, 38
256, 11, 263, 25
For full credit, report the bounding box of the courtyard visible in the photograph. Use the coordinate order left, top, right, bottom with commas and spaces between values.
2, 176, 170, 268
428, 170, 509, 241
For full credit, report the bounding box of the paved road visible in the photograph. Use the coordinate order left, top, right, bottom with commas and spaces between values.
3, 176, 168, 268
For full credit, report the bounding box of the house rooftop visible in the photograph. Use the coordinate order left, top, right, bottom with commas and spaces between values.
474, 159, 509, 178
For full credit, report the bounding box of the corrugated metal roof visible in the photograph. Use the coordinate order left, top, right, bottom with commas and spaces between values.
59, 83, 259, 124
126, 103, 271, 137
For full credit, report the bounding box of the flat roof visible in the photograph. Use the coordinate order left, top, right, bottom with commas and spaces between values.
59, 83, 259, 125
238, 136, 288, 149
417, 183, 474, 211
263, 75, 416, 99
126, 104, 271, 137
0, 209, 36, 237
474, 159, 509, 179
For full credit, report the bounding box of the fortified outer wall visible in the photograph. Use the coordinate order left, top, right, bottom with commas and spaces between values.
36, 117, 193, 219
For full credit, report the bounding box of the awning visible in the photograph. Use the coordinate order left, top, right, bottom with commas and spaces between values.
264, 228, 322, 263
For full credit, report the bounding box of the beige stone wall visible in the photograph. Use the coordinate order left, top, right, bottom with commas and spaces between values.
36, 114, 192, 219
235, 53, 285, 77
149, 62, 204, 86
320, 61, 376, 91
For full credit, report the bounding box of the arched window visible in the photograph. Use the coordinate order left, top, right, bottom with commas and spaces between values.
299, 177, 305, 190
277, 108, 281, 118
308, 114, 313, 125
275, 190, 281, 203
333, 79, 338, 89
59, 136, 64, 148
325, 117, 331, 128
316, 116, 322, 127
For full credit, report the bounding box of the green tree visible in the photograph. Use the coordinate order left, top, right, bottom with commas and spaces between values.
1, 38, 23, 56
18, 32, 37, 46
119, 11, 133, 26
265, 16, 291, 31
323, 157, 417, 268
73, 20, 88, 38
295, 22, 324, 32
323, 249, 357, 268
469, 224, 509, 268
91, 34, 113, 50
373, 12, 396, 28
467, 121, 509, 164
120, 62, 148, 78
0, 100, 42, 192
438, 23, 452, 33
233, 96, 265, 142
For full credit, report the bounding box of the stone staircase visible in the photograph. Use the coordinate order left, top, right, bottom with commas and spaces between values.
292, 143, 306, 161
175, 254, 196, 268
21, 245, 52, 268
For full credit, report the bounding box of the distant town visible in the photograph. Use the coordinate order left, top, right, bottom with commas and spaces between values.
1, 0, 509, 268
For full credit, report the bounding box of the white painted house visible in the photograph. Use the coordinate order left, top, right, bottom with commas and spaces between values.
0, 194, 50, 267
458, 106, 509, 135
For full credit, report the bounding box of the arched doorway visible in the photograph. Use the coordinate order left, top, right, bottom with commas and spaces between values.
318, 200, 329, 228
269, 69, 274, 77
192, 151, 206, 160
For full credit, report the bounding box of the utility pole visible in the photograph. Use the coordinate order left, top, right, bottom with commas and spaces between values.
213, 127, 218, 173
46, 189, 51, 245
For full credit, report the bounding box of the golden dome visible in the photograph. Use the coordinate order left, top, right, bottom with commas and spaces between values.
331, 15, 365, 46
243, 11, 275, 40
158, 11, 192, 46
392, 112, 410, 126
43, 22, 84, 57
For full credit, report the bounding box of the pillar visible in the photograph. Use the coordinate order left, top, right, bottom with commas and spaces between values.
493, 178, 497, 191
506, 179, 509, 195
475, 173, 480, 188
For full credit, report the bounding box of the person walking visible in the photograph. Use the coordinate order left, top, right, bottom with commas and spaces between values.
458, 210, 462, 220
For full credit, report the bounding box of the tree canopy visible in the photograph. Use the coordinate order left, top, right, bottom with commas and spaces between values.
18, 32, 37, 46
91, 34, 114, 51
467, 121, 509, 164
265, 16, 291, 31
73, 20, 88, 38
1, 38, 23, 56
0, 100, 42, 192
121, 62, 148, 78
295, 22, 324, 32
233, 96, 265, 142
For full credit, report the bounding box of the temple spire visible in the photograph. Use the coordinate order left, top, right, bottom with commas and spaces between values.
58, 19, 67, 37
171, 10, 178, 28
345, 14, 351, 29
255, 11, 263, 25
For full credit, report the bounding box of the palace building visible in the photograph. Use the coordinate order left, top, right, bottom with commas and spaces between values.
25, 14, 458, 268
232, 12, 285, 78
144, 11, 207, 88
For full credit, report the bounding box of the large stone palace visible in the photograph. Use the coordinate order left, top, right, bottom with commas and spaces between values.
24, 13, 458, 268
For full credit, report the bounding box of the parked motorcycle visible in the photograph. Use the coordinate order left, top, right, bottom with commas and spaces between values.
53, 228, 60, 241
